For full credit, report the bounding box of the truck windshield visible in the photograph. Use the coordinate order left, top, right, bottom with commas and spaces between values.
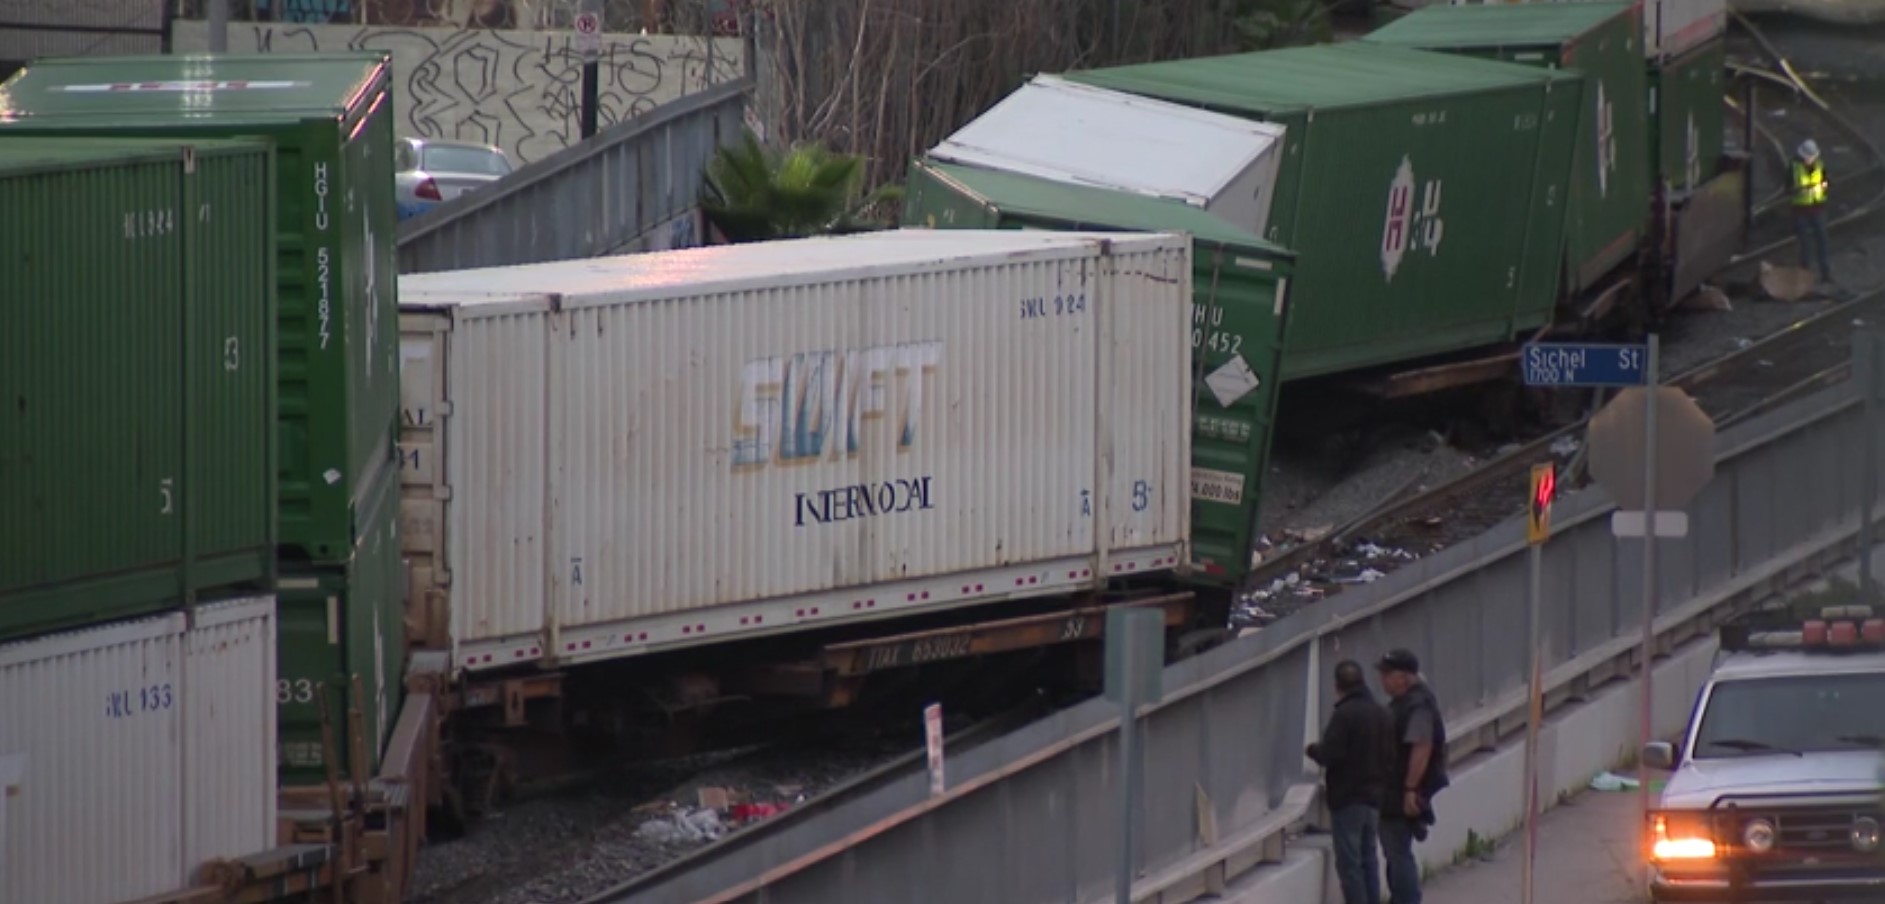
1692, 672, 1885, 759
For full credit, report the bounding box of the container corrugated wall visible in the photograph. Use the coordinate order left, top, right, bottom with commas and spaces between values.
183, 598, 278, 871
1650, 37, 1726, 196
0, 53, 404, 566
0, 597, 276, 904
400, 231, 1192, 671
0, 138, 276, 642
276, 473, 406, 786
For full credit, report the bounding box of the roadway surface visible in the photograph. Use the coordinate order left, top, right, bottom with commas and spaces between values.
1424, 783, 1649, 904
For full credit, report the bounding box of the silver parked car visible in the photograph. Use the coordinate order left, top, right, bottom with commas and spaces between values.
394, 137, 514, 220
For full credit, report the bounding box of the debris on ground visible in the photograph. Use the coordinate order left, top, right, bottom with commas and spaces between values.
1588, 771, 1641, 792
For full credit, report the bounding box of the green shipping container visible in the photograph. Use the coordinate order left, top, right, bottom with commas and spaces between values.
1066, 43, 1584, 380
277, 466, 406, 785
0, 53, 404, 565
1365, 2, 1651, 294
903, 160, 1297, 584
0, 137, 276, 640
1648, 37, 1725, 196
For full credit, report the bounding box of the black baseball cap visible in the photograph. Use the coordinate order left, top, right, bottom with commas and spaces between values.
1376, 648, 1420, 674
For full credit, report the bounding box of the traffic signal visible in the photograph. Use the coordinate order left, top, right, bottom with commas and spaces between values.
1527, 463, 1556, 545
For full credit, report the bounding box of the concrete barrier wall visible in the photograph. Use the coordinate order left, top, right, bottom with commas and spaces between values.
171, 20, 745, 165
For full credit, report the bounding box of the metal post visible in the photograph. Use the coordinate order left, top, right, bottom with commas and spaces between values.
580, 0, 601, 139
581, 62, 600, 138
208, 0, 228, 52
1861, 333, 1879, 604
1638, 334, 1661, 829
1522, 538, 1543, 904
1115, 638, 1143, 904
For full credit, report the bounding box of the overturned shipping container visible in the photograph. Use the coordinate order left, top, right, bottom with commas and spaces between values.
1066, 42, 1584, 381
0, 597, 277, 904
398, 231, 1193, 671
925, 74, 1291, 240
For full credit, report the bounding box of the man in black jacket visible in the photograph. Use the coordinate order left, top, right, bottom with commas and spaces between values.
1377, 648, 1449, 904
1306, 659, 1396, 904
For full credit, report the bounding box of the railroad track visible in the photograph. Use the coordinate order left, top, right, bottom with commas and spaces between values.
1240, 286, 1885, 618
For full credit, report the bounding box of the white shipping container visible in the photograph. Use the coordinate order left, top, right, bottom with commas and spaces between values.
0, 597, 277, 904
926, 75, 1289, 240
398, 230, 1193, 672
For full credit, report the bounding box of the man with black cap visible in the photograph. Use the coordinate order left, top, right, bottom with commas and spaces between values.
1376, 648, 1448, 904
1305, 659, 1396, 904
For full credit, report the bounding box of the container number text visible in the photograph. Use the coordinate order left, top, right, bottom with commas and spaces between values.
276, 678, 317, 705
1019, 293, 1087, 320
1081, 480, 1153, 515
314, 162, 333, 351
106, 683, 174, 718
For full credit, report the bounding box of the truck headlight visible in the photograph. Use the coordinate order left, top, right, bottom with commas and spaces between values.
1742, 818, 1776, 853
1652, 813, 1718, 861
1854, 817, 1881, 853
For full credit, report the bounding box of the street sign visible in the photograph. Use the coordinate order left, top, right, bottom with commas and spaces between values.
574, 10, 602, 56
1610, 511, 1690, 538
1587, 386, 1716, 511
924, 703, 945, 796
1521, 342, 1650, 387
1527, 463, 1555, 545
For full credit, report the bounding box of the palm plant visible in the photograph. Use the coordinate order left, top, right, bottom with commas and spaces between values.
700, 131, 902, 243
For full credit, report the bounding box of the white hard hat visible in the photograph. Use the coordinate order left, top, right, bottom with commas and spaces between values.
1800, 139, 1820, 160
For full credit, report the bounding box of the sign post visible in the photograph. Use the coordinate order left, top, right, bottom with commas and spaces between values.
1523, 339, 1658, 904
575, 7, 602, 138
924, 703, 945, 797
1520, 462, 1555, 904
1104, 606, 1164, 904
1582, 335, 1718, 845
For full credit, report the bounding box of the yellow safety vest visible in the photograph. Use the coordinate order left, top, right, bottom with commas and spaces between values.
1793, 160, 1827, 208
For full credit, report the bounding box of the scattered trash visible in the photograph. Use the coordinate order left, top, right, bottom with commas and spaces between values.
1550, 435, 1582, 459
697, 786, 731, 810
1588, 771, 1641, 792
1731, 337, 1754, 350
728, 802, 789, 824
1681, 285, 1733, 312
1757, 359, 1774, 368
636, 807, 725, 844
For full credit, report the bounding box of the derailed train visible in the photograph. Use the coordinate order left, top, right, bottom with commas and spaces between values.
0, 1, 1744, 898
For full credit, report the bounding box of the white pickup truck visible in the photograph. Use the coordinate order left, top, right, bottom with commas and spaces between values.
1643, 604, 1885, 902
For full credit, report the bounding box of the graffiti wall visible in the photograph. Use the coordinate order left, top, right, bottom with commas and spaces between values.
173, 21, 744, 164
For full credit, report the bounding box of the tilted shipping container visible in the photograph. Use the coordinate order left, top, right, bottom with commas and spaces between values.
0, 137, 277, 641
1066, 42, 1584, 381
902, 160, 1293, 584
0, 53, 404, 565
1649, 36, 1726, 196
1365, 2, 1652, 294
926, 74, 1290, 240
398, 231, 1193, 672
0, 596, 276, 904
1640, 0, 1725, 60
276, 467, 406, 786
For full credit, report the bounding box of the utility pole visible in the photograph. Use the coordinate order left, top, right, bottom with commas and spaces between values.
208, 0, 228, 52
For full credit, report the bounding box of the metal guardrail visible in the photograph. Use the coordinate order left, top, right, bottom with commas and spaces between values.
595, 370, 1884, 904
395, 79, 751, 274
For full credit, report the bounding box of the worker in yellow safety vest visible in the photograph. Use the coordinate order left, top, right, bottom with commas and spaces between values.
1792, 139, 1834, 284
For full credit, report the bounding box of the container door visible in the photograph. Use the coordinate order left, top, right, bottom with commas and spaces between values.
398, 315, 450, 651
1188, 251, 1292, 583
